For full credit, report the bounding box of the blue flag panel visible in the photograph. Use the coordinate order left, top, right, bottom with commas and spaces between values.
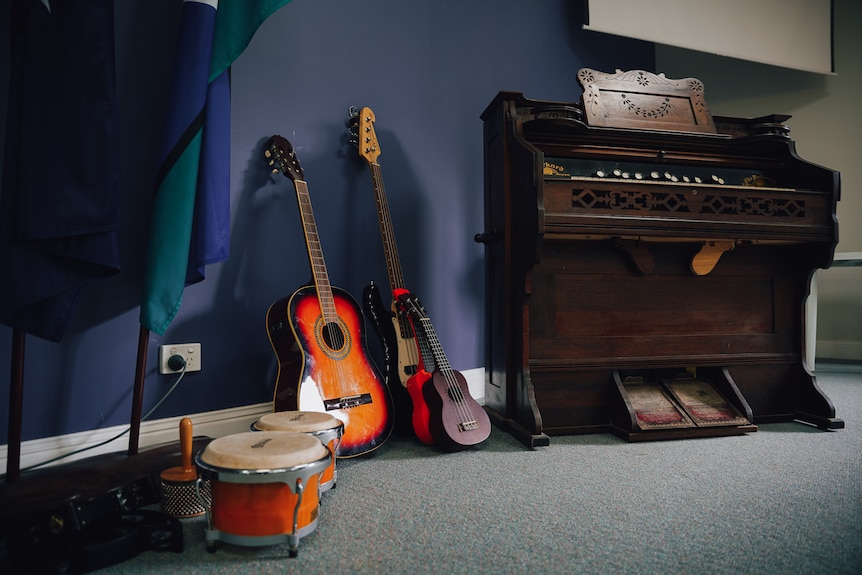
141, 0, 292, 335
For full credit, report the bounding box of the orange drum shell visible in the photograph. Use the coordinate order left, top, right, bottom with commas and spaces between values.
210, 478, 320, 537
197, 431, 330, 538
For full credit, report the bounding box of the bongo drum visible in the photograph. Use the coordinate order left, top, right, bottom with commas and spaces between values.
195, 431, 330, 556
252, 411, 344, 493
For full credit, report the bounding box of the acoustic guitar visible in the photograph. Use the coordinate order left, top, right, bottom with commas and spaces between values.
397, 292, 491, 450
264, 135, 393, 457
348, 106, 436, 443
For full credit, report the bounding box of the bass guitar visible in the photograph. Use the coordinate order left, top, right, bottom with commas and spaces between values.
264, 135, 393, 457
348, 106, 436, 443
397, 292, 491, 450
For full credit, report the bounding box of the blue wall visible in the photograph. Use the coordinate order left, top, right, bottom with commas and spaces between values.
0, 0, 653, 445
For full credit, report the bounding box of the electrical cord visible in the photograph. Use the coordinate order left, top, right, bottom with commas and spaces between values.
1, 355, 189, 479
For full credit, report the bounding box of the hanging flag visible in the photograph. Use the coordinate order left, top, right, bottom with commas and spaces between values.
0, 0, 120, 342
141, 0, 292, 335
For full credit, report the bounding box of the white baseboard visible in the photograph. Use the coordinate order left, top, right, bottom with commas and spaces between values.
1, 368, 486, 474
462, 367, 485, 406
0, 402, 273, 474
816, 340, 862, 362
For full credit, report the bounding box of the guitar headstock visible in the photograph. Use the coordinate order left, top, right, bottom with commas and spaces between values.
348, 106, 381, 165
265, 135, 305, 182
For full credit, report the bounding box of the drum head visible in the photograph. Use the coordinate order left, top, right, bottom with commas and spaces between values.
199, 431, 327, 470
254, 411, 341, 433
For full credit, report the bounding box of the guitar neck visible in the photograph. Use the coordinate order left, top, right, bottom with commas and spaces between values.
369, 162, 427, 358
369, 162, 406, 292
294, 179, 338, 322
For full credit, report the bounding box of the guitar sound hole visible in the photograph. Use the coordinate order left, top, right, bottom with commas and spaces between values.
313, 316, 352, 360
322, 322, 346, 351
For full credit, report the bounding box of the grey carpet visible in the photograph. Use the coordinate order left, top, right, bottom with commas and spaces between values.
95, 367, 862, 575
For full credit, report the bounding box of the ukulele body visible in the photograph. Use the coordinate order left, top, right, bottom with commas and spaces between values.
424, 369, 491, 450
405, 369, 435, 445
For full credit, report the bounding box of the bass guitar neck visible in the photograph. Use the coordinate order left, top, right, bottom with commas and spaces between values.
349, 106, 437, 440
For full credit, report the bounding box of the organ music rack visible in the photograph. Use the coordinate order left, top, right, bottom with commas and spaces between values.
478, 69, 843, 447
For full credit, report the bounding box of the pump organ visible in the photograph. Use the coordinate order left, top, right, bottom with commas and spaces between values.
478, 69, 843, 447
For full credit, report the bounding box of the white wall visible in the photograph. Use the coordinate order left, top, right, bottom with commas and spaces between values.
655, 0, 862, 362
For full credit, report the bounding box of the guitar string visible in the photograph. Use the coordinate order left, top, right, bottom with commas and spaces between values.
370, 162, 423, 374
296, 180, 355, 401
273, 142, 362, 441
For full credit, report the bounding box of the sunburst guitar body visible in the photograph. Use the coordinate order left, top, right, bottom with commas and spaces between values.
265, 135, 393, 457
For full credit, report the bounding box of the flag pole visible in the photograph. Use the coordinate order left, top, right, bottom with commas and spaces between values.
5, 329, 25, 483
128, 325, 149, 456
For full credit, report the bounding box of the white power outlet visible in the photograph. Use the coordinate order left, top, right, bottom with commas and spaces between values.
159, 343, 202, 374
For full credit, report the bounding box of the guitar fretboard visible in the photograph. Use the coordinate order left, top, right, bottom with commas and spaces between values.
369, 161, 434, 371
369, 163, 406, 292
294, 180, 337, 323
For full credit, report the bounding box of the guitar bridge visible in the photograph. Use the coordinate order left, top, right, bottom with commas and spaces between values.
458, 420, 479, 432
324, 393, 373, 410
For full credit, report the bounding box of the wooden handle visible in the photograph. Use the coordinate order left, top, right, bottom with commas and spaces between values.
180, 417, 194, 474
160, 416, 197, 482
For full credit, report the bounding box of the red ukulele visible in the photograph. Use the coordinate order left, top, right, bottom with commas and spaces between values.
397, 292, 491, 450
264, 135, 393, 457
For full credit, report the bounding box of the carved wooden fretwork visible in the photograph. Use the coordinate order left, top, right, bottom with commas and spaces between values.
570, 188, 807, 219
577, 68, 716, 133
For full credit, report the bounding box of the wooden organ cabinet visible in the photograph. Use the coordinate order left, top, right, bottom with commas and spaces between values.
478, 69, 844, 447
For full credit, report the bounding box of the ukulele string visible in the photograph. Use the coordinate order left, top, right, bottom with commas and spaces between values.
413, 314, 435, 373
417, 308, 475, 426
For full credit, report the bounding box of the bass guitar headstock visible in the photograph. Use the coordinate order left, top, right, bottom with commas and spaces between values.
265, 134, 305, 182
347, 106, 381, 165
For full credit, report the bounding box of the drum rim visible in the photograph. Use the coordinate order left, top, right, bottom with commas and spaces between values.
251, 414, 345, 435
194, 450, 331, 478
250, 425, 343, 439
198, 430, 328, 469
